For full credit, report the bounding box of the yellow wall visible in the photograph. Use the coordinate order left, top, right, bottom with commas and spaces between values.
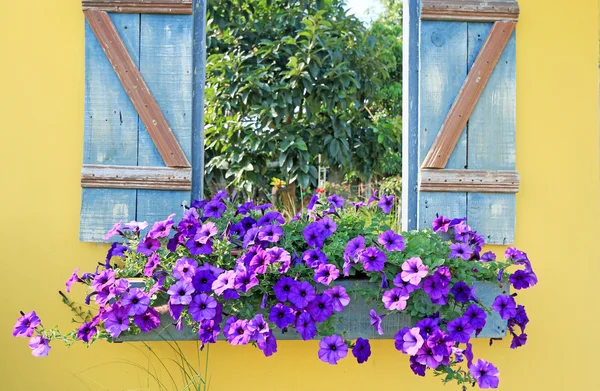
1, 0, 599, 389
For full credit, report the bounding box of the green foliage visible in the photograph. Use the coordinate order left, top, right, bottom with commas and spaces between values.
204, 0, 403, 196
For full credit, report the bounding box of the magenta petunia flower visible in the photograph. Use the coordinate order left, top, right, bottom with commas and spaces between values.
122, 220, 148, 231
360, 247, 386, 272
28, 335, 51, 357
470, 359, 500, 389
378, 230, 405, 252
195, 222, 218, 244
378, 194, 394, 214
65, 268, 81, 293
324, 286, 350, 312
143, 253, 160, 277
314, 264, 339, 286
147, 214, 175, 239
121, 288, 150, 316
415, 344, 443, 369
189, 293, 217, 322
138, 238, 161, 256
318, 335, 348, 365
431, 215, 451, 233
403, 327, 425, 356
234, 269, 259, 293
92, 270, 115, 293
227, 319, 251, 345
382, 288, 409, 311
401, 257, 428, 285
249, 250, 271, 274
352, 338, 371, 364
13, 311, 41, 338
103, 220, 122, 241
172, 257, 198, 281
266, 247, 291, 273
167, 280, 195, 305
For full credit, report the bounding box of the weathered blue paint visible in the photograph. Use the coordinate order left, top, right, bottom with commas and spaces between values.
117, 280, 508, 341
80, 14, 140, 241
467, 23, 517, 244
417, 21, 468, 229
136, 14, 193, 225
191, 0, 207, 201
401, 0, 420, 231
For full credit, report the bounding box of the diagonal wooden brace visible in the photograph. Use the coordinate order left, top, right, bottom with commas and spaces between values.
421, 21, 516, 169
84, 9, 190, 168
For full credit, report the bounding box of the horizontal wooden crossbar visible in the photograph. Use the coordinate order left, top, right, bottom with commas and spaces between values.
421, 0, 520, 22
420, 169, 520, 193
81, 165, 192, 190
82, 0, 192, 14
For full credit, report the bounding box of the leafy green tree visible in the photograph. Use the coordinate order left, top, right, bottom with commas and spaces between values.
204, 0, 402, 197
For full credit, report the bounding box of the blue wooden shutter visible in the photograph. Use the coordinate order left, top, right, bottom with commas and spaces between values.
404, 0, 519, 245
79, 1, 196, 241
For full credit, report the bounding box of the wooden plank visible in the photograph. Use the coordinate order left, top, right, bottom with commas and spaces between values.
467, 22, 517, 244
80, 13, 140, 242
420, 169, 519, 193
84, 10, 190, 168
117, 280, 508, 341
82, 0, 192, 14
81, 165, 192, 190
421, 0, 519, 22
401, 0, 420, 231
136, 14, 193, 224
421, 21, 516, 169
191, 0, 207, 201
418, 21, 468, 230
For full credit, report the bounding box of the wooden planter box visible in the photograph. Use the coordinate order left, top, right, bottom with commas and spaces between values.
116, 280, 507, 342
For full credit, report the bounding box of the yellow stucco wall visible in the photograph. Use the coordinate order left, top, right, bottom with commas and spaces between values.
1, 0, 599, 389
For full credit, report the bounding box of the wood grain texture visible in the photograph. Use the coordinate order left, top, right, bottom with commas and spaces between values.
82, 0, 192, 14
467, 21, 517, 244
84, 9, 190, 168
80, 13, 139, 242
136, 14, 193, 224
81, 164, 192, 190
421, 0, 519, 22
421, 21, 516, 169
420, 169, 519, 193
418, 21, 468, 230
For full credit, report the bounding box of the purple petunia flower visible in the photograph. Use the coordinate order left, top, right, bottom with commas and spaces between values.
77, 321, 98, 343
92, 270, 115, 293
239, 216, 257, 232
481, 251, 497, 262
360, 247, 386, 272
133, 308, 161, 332
257, 211, 285, 226
510, 333, 527, 349
257, 330, 278, 357
227, 319, 251, 345
451, 282, 475, 303
344, 236, 365, 260
415, 318, 440, 339
143, 253, 160, 277
422, 275, 449, 302
269, 303, 295, 329
320, 217, 337, 236
138, 238, 161, 256
147, 214, 175, 239
378, 230, 405, 252
492, 295, 517, 320
189, 293, 217, 322
195, 222, 218, 243
295, 312, 317, 340
288, 281, 316, 309
13, 311, 41, 338
392, 274, 419, 294
403, 327, 425, 355
509, 269, 537, 290
401, 257, 428, 286
104, 220, 122, 241
247, 314, 270, 343
415, 344, 443, 369
307, 194, 320, 211
234, 269, 259, 293
236, 201, 255, 215
198, 319, 220, 347
369, 309, 385, 335
378, 194, 394, 214
258, 224, 283, 243
324, 286, 350, 312
121, 288, 150, 316
167, 280, 195, 305
463, 305, 487, 330
266, 247, 291, 273
314, 264, 339, 286
432, 215, 451, 233
29, 335, 51, 357
470, 359, 500, 389
229, 222, 246, 239
186, 237, 214, 256
426, 329, 452, 357
449, 242, 474, 260
172, 258, 198, 281
512, 305, 529, 331
352, 338, 371, 364
255, 202, 272, 212
302, 249, 328, 268
447, 317, 475, 343
307, 294, 334, 322
328, 194, 345, 208
318, 335, 348, 365
65, 268, 82, 293
410, 356, 427, 376
249, 250, 270, 274
192, 269, 217, 293
102, 305, 130, 338
204, 200, 226, 219
273, 276, 297, 302
382, 288, 409, 311
303, 222, 328, 248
